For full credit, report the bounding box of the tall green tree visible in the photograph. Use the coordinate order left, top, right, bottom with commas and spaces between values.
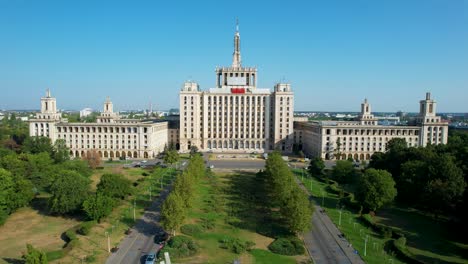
164, 149, 180, 166
308, 157, 325, 177
48, 171, 90, 214
160, 192, 185, 236
332, 160, 355, 183
173, 171, 194, 209
22, 136, 53, 155
52, 139, 70, 163
82, 192, 115, 222
356, 169, 397, 212
96, 173, 132, 199
424, 154, 465, 214
283, 189, 313, 233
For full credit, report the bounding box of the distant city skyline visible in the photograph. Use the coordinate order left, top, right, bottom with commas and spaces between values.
1, 0, 467, 112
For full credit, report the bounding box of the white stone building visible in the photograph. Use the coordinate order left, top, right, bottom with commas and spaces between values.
29, 90, 169, 159
294, 93, 449, 160
80, 108, 94, 118
179, 24, 294, 153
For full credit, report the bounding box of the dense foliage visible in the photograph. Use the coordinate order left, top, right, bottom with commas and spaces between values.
268, 237, 305, 256
369, 135, 467, 216
163, 235, 199, 258
96, 173, 132, 199
48, 171, 90, 214
258, 151, 313, 234
160, 154, 205, 235
355, 168, 397, 211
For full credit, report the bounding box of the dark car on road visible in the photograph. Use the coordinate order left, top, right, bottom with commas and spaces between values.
144, 252, 156, 264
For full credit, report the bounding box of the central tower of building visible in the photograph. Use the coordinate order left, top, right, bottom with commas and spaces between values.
179, 23, 294, 153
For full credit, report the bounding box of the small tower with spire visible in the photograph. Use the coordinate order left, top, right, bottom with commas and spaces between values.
232, 18, 241, 68
358, 98, 377, 125
37, 88, 61, 120
215, 19, 258, 89
97, 96, 119, 123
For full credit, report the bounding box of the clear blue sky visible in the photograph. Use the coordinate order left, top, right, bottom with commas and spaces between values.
0, 0, 467, 112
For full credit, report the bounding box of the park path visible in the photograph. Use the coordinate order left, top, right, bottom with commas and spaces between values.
297, 178, 365, 264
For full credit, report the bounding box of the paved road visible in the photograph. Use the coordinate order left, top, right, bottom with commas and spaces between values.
209, 159, 265, 170
297, 178, 365, 264
105, 183, 172, 264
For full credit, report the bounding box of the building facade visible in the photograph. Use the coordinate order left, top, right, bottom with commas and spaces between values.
294, 93, 449, 160
179, 24, 294, 153
29, 90, 169, 159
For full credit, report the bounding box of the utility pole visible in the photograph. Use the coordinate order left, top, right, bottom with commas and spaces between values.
321, 191, 325, 207
105, 231, 110, 253
133, 199, 136, 221
339, 208, 342, 226
364, 235, 369, 256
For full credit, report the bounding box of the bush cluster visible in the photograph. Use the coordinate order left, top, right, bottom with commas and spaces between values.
164, 235, 199, 258
219, 237, 255, 254
268, 237, 305, 256
180, 224, 203, 236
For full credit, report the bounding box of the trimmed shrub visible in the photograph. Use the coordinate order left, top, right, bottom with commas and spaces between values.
180, 224, 203, 236
77, 221, 96, 236
164, 235, 198, 258
219, 237, 255, 254
389, 238, 425, 264
268, 237, 305, 256
200, 218, 215, 230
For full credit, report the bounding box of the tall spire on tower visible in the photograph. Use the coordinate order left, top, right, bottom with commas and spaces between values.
232, 18, 241, 68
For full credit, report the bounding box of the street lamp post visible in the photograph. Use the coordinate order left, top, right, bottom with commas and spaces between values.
321, 191, 325, 207
133, 199, 136, 222
364, 235, 369, 256
339, 208, 342, 226
105, 231, 110, 253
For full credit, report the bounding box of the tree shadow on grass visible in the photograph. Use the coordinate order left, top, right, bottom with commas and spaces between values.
29, 196, 85, 221
2, 258, 24, 264
223, 170, 293, 239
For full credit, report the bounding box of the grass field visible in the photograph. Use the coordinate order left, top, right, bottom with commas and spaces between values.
0, 208, 79, 263
293, 169, 468, 264
0, 165, 176, 264
175, 170, 310, 264
377, 207, 468, 264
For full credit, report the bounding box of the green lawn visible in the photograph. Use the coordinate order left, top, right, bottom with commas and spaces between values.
376, 207, 468, 264
176, 171, 309, 263
293, 169, 468, 264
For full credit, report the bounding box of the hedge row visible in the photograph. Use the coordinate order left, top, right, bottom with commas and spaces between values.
388, 238, 425, 264
46, 224, 81, 261
360, 214, 425, 264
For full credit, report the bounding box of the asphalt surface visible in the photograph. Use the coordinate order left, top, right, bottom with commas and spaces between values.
105, 178, 172, 264
208, 159, 265, 170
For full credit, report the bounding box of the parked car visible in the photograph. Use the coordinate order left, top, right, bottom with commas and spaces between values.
145, 252, 156, 264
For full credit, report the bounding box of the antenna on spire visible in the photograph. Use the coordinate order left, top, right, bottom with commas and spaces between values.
236, 18, 239, 32
46, 88, 51, 97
